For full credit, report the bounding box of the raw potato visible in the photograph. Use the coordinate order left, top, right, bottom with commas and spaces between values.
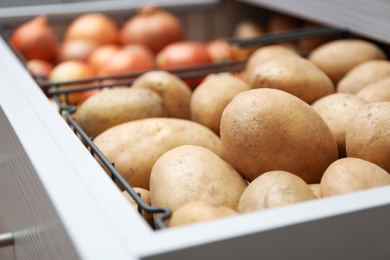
76, 87, 166, 138
94, 118, 226, 189
123, 188, 154, 228
237, 171, 317, 213
149, 145, 248, 212
246, 55, 335, 104
320, 157, 390, 197
337, 60, 390, 94
311, 93, 368, 157
308, 39, 387, 85
356, 77, 390, 102
346, 102, 390, 173
220, 88, 338, 184
234, 19, 265, 39
168, 200, 237, 228
131, 70, 192, 119
191, 72, 250, 135
245, 44, 300, 79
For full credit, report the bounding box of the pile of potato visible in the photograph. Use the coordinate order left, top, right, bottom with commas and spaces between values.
9, 5, 389, 229
74, 37, 390, 229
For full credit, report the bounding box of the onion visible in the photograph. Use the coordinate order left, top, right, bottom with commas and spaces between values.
64, 13, 119, 45
26, 59, 54, 77
206, 38, 238, 63
87, 44, 121, 73
49, 60, 97, 105
10, 15, 57, 62
57, 39, 99, 63
97, 44, 155, 77
156, 41, 212, 69
156, 41, 212, 90
119, 4, 183, 54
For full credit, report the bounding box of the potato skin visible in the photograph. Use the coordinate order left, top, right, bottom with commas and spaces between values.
356, 77, 390, 102
311, 93, 368, 158
220, 88, 338, 184
337, 60, 390, 94
168, 200, 237, 228
246, 55, 335, 104
123, 188, 154, 228
346, 102, 390, 173
191, 72, 250, 135
237, 170, 316, 213
244, 44, 300, 78
76, 87, 166, 138
320, 157, 390, 197
149, 145, 248, 212
131, 70, 192, 120
308, 39, 387, 85
93, 118, 226, 189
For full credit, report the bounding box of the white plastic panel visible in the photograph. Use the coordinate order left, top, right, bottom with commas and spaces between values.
238, 0, 390, 44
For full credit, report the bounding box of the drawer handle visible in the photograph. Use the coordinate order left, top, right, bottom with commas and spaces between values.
0, 232, 14, 248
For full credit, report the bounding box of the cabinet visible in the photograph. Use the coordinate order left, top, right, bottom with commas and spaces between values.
1, 1, 390, 259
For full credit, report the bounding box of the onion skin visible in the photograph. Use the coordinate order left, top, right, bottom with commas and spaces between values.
87, 44, 121, 73
206, 38, 238, 63
64, 13, 119, 45
26, 59, 54, 77
156, 41, 212, 69
119, 5, 183, 54
10, 15, 58, 62
49, 60, 97, 105
156, 41, 212, 90
57, 39, 99, 63
97, 44, 155, 77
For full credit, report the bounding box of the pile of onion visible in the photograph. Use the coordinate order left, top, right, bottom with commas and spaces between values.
10, 15, 58, 62
119, 4, 184, 54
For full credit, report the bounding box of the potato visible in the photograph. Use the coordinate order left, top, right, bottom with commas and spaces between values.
76, 87, 166, 138
234, 19, 265, 39
168, 200, 237, 228
356, 77, 390, 102
246, 55, 335, 104
245, 44, 300, 79
320, 157, 390, 197
346, 102, 390, 172
308, 39, 387, 85
149, 145, 248, 212
123, 188, 154, 228
238, 171, 317, 213
337, 60, 390, 94
190, 72, 250, 135
93, 118, 226, 189
311, 93, 368, 157
131, 70, 192, 119
220, 88, 338, 184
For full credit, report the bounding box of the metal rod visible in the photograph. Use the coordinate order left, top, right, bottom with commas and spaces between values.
228, 26, 348, 48
0, 232, 14, 247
